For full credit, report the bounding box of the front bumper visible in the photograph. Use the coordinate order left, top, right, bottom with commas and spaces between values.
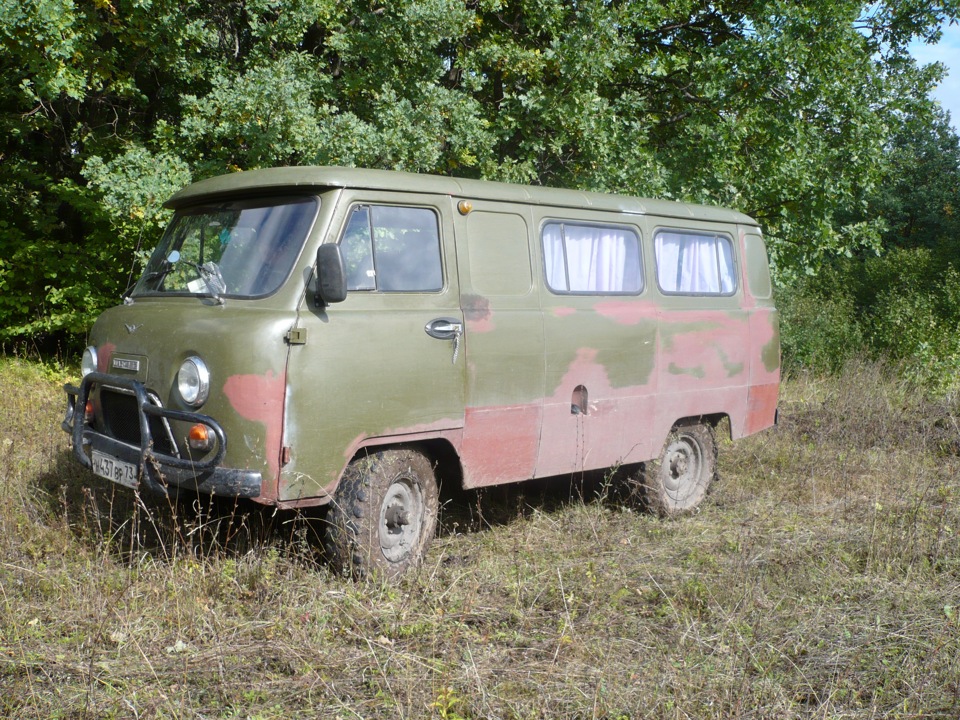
63, 372, 262, 498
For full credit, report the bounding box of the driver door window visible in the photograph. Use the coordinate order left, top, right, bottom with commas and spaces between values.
340, 205, 443, 292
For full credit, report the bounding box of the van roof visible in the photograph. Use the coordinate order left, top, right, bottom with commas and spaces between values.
165, 166, 758, 226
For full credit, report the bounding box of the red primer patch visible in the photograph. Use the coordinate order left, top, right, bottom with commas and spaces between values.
461, 405, 541, 488
746, 382, 779, 434
223, 370, 286, 489
97, 343, 116, 373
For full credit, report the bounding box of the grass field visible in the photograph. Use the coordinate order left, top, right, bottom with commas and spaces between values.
0, 357, 958, 719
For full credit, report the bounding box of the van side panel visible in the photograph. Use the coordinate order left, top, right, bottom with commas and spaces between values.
534, 212, 660, 477
655, 307, 751, 439
530, 215, 777, 481
536, 298, 661, 476
745, 310, 780, 435
455, 204, 545, 488
743, 230, 780, 436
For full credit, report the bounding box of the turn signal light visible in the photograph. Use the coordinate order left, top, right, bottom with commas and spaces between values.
188, 424, 214, 451
84, 401, 94, 423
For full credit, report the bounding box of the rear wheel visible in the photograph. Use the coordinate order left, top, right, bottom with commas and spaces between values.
325, 449, 439, 578
643, 423, 717, 517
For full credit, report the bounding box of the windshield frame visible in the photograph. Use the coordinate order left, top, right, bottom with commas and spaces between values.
131, 194, 320, 300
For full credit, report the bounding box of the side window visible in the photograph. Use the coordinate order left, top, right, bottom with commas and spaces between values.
542, 222, 642, 294
655, 230, 736, 295
744, 233, 772, 300
340, 204, 443, 292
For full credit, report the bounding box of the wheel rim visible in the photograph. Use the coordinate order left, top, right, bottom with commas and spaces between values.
661, 434, 703, 503
379, 476, 424, 563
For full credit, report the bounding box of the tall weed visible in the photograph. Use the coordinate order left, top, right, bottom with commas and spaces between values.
1, 358, 959, 718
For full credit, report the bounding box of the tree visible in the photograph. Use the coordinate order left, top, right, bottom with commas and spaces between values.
871, 106, 960, 252
1, 0, 958, 349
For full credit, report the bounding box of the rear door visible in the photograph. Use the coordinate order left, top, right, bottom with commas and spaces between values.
452, 201, 545, 488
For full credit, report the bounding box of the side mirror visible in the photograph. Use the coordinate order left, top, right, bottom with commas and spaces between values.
316, 244, 347, 305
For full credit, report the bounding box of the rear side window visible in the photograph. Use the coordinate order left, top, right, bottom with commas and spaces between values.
542, 222, 642, 294
341, 205, 443, 292
655, 230, 736, 295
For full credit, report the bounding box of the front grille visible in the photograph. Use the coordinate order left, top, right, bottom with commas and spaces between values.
99, 388, 178, 456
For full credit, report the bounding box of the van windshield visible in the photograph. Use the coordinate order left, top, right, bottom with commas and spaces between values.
132, 196, 318, 299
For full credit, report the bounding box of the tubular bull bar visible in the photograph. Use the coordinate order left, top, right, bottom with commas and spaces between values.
62, 372, 262, 498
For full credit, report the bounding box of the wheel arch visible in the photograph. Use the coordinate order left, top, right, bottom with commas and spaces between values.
345, 436, 464, 492
668, 412, 730, 439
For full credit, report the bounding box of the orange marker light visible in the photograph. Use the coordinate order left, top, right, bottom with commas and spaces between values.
188, 424, 214, 451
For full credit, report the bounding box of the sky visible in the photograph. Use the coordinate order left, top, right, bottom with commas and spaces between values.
910, 22, 960, 130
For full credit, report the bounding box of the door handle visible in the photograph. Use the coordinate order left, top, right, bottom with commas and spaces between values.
425, 317, 463, 364
424, 317, 463, 340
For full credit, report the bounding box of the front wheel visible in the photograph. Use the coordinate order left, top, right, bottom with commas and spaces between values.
643, 423, 717, 517
325, 449, 439, 578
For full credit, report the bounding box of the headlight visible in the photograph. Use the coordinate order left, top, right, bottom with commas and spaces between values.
177, 356, 210, 407
81, 346, 98, 377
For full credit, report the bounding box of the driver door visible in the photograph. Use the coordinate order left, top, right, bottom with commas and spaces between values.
280, 191, 465, 503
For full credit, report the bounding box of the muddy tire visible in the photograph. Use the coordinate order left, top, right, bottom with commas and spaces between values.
325, 449, 439, 578
643, 423, 717, 517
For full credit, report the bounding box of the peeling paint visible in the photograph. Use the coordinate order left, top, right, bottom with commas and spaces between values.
746, 382, 779, 435
717, 347, 745, 377
760, 314, 780, 374
538, 347, 658, 475
668, 362, 706, 378
461, 405, 541, 488
462, 294, 495, 333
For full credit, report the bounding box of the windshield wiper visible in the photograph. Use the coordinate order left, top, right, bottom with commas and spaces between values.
138, 250, 226, 303
189, 260, 227, 304
141, 256, 177, 288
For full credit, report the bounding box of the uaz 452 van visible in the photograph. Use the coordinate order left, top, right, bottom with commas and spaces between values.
64, 167, 779, 576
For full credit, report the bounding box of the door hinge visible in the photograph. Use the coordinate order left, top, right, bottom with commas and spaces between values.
285, 327, 307, 345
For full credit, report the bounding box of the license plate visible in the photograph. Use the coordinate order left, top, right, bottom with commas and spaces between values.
91, 450, 139, 489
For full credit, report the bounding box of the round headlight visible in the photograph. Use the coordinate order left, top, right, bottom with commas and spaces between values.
81, 346, 98, 378
177, 356, 210, 407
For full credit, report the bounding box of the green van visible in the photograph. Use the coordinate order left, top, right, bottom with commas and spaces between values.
63, 167, 779, 576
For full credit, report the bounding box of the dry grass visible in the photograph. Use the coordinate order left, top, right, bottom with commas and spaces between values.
1, 356, 958, 719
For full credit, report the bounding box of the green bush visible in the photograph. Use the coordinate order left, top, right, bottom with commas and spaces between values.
779, 247, 960, 394
777, 265, 864, 374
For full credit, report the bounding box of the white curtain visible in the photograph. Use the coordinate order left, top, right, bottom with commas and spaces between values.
656, 232, 735, 294
543, 223, 567, 291
544, 223, 639, 293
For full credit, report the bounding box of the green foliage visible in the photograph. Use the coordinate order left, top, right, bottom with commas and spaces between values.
870, 107, 960, 254
862, 250, 960, 392
778, 271, 865, 375
780, 247, 960, 393
1, 0, 959, 358
781, 103, 960, 392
